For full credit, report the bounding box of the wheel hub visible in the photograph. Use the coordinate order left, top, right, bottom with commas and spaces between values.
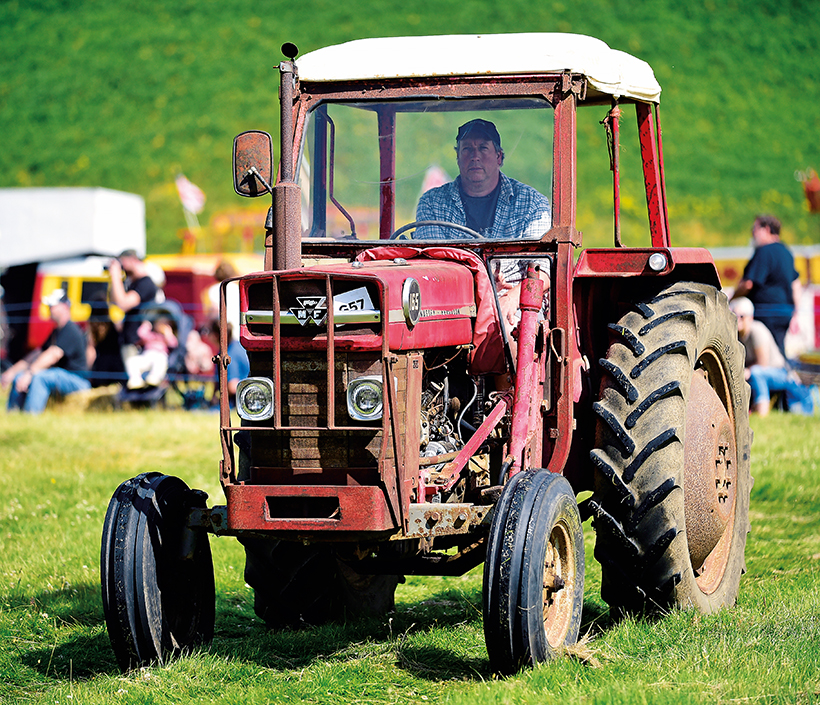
683, 370, 738, 573
542, 524, 574, 646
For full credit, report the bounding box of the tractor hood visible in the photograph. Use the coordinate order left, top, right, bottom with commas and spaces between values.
240, 253, 479, 354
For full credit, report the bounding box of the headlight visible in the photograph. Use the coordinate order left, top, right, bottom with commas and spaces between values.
347, 376, 384, 421
236, 378, 275, 421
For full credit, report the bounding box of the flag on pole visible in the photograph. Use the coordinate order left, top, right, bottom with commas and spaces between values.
175, 174, 206, 214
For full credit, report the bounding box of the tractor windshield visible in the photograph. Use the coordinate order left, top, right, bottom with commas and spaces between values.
298, 97, 554, 243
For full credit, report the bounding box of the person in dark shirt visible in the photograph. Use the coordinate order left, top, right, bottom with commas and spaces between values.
86, 294, 125, 386
108, 249, 159, 370
732, 214, 800, 356
1, 289, 90, 413
416, 119, 552, 242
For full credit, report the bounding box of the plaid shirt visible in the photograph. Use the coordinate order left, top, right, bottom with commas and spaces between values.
415, 173, 551, 288
416, 173, 551, 240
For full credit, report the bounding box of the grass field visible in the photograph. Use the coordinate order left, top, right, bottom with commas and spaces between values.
1, 406, 819, 704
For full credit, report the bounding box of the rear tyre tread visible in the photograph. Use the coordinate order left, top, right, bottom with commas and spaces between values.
607, 323, 645, 356
626, 477, 677, 533
622, 428, 678, 483
625, 381, 681, 428
630, 341, 688, 379
592, 402, 634, 456
638, 309, 696, 335
589, 451, 635, 508
598, 358, 639, 402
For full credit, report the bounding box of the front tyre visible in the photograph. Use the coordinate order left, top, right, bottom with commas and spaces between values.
483, 470, 585, 675
590, 281, 752, 615
100, 473, 214, 671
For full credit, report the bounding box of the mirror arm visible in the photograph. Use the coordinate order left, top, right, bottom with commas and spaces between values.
247, 166, 273, 195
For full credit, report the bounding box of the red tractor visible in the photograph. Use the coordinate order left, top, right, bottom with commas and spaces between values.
101, 33, 752, 675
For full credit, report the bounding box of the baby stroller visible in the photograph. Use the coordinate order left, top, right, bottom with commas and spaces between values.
115, 299, 197, 409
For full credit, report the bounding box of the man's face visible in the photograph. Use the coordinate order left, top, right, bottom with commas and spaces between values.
734, 310, 751, 336
751, 221, 769, 246
49, 301, 70, 325
456, 137, 502, 195
119, 255, 142, 276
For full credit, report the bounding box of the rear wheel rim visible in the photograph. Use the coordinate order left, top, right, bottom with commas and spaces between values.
684, 349, 738, 594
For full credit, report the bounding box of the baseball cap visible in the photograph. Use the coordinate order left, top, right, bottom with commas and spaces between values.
42, 288, 70, 307
456, 119, 501, 148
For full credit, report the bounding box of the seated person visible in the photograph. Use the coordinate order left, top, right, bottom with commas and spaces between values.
201, 320, 249, 407
125, 316, 178, 390
86, 294, 124, 386
2, 289, 90, 413
730, 297, 813, 416
416, 118, 552, 333
184, 326, 216, 377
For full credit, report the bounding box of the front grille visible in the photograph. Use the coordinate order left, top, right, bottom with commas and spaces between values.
278, 351, 381, 427
245, 276, 382, 338
246, 351, 406, 473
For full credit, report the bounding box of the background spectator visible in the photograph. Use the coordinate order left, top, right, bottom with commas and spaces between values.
0, 283, 9, 374
732, 214, 799, 356
1, 289, 90, 413
184, 325, 216, 376
108, 249, 159, 368
207, 259, 240, 342
86, 293, 124, 386
125, 316, 178, 389
730, 297, 813, 416
202, 319, 249, 406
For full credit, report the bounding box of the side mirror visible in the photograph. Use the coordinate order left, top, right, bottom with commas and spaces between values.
233, 131, 274, 197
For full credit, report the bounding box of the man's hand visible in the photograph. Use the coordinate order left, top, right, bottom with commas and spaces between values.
108, 259, 142, 312
14, 369, 32, 393
732, 279, 754, 299
495, 270, 522, 330
107, 259, 123, 279
1, 356, 37, 390
0, 367, 16, 389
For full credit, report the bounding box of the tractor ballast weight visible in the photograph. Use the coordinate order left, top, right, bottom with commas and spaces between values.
101, 33, 752, 674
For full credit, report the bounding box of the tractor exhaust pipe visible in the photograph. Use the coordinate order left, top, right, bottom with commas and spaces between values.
272, 55, 302, 271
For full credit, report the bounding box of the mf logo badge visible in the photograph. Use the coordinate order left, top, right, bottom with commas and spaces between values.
289, 296, 328, 326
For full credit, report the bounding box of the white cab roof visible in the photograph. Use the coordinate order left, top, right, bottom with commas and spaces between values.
296, 33, 661, 103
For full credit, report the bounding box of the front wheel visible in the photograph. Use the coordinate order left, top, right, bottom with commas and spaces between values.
483, 470, 585, 675
589, 281, 752, 615
100, 473, 214, 671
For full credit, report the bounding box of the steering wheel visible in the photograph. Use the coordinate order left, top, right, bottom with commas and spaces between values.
389, 220, 485, 241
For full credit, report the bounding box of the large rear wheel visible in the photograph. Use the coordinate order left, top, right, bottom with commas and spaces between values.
589, 281, 752, 615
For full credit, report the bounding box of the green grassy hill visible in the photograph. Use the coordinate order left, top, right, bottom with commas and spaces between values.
2, 0, 819, 253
